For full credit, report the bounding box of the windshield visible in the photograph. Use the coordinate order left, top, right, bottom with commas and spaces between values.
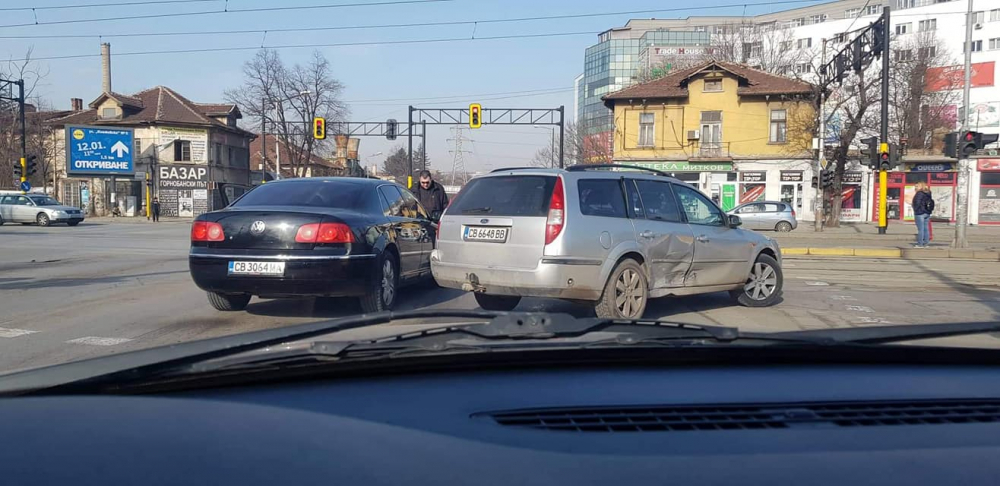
1, 1, 998, 385
27, 196, 61, 206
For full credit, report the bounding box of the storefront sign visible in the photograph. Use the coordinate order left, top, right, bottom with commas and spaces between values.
927, 61, 994, 92
158, 164, 210, 217
631, 161, 734, 172
843, 172, 863, 183
978, 159, 1000, 171
740, 171, 766, 182
910, 163, 954, 172
930, 172, 956, 184
780, 170, 803, 182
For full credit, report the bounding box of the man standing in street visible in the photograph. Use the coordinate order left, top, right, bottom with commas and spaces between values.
412, 170, 449, 220
152, 197, 161, 223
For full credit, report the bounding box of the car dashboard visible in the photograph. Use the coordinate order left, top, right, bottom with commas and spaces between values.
5, 364, 1000, 485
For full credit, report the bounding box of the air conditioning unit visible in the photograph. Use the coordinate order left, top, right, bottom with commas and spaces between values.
975, 23, 983, 30
687, 130, 701, 140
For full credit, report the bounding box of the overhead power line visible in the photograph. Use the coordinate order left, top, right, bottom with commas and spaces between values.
0, 0, 453, 29
27, 31, 598, 61
0, 0, 218, 11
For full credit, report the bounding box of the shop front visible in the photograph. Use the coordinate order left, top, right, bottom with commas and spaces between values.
839, 171, 867, 222
629, 161, 736, 208
978, 159, 1000, 225
871, 163, 957, 224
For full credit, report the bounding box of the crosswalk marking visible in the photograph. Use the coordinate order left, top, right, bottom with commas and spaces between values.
0, 328, 37, 338
66, 336, 133, 346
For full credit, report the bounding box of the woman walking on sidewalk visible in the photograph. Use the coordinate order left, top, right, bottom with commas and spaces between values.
912, 182, 934, 248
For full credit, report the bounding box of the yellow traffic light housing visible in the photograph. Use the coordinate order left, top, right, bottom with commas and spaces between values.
469, 104, 482, 129
313, 117, 326, 140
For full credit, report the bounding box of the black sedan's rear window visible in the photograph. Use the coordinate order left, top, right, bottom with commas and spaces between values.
449, 176, 556, 217
233, 181, 369, 209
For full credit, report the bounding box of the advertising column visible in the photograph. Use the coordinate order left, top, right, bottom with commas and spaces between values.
158, 164, 209, 218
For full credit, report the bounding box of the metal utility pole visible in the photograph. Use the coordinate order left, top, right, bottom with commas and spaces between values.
407, 105, 414, 188
17, 79, 26, 188
877, 7, 891, 235
421, 120, 427, 171
816, 39, 827, 232
448, 126, 470, 186
260, 97, 268, 183
558, 105, 565, 168
954, 0, 975, 248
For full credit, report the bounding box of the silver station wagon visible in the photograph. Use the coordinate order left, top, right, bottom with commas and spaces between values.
430, 165, 783, 318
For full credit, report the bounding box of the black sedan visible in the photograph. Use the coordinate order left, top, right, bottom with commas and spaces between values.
189, 178, 436, 312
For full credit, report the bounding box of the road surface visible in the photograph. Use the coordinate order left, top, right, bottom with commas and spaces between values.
1, 221, 999, 372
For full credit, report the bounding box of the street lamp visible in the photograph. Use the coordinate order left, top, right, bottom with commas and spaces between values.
533, 125, 556, 168
365, 152, 383, 178
262, 90, 310, 180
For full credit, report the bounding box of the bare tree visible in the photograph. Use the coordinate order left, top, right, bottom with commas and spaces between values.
706, 21, 807, 74
1, 48, 53, 190
530, 123, 608, 167
888, 31, 960, 152
225, 49, 347, 178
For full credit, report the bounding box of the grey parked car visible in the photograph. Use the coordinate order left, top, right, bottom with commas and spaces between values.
0, 194, 85, 226
728, 201, 797, 232
430, 165, 783, 319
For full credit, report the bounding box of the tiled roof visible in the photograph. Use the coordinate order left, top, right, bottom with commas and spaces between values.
602, 61, 814, 104
87, 91, 144, 109
47, 86, 253, 137
196, 103, 238, 115
250, 134, 341, 169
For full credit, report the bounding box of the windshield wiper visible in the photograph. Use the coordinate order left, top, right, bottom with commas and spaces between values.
461, 206, 492, 214
766, 321, 1000, 345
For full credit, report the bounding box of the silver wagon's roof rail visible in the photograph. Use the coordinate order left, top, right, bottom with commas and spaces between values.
565, 164, 671, 177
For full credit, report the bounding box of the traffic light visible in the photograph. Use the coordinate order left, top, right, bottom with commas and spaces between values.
26, 155, 37, 176
876, 143, 892, 170
469, 103, 482, 129
313, 117, 326, 140
944, 132, 958, 158
860, 136, 879, 168
13, 161, 22, 177
386, 118, 398, 141
820, 170, 833, 188
871, 20, 885, 59
959, 131, 977, 156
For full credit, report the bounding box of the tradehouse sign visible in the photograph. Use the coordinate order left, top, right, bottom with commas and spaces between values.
629, 161, 734, 172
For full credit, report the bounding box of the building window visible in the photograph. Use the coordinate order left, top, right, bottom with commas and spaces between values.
174, 141, 191, 161
793, 18, 805, 27
991, 9, 1000, 22
700, 111, 722, 156
795, 63, 812, 74
743, 41, 762, 58
965, 40, 984, 52
918, 19, 937, 31
133, 139, 142, 157
895, 23, 910, 35
919, 46, 938, 58
769, 110, 787, 143
101, 107, 116, 119
638, 113, 655, 148
866, 5, 882, 15
704, 79, 723, 92
845, 8, 860, 18
809, 14, 826, 24
972, 11, 985, 25
797, 38, 812, 49
990, 38, 1000, 50
780, 40, 793, 51
897, 0, 916, 8
894, 49, 913, 62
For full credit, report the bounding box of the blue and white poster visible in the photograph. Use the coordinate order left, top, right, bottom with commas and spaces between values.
66, 126, 135, 176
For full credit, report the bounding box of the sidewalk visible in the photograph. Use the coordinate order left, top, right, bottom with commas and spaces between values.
83, 216, 189, 224
774, 222, 1000, 260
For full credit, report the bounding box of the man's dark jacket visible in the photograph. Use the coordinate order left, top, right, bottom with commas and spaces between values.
413, 181, 449, 217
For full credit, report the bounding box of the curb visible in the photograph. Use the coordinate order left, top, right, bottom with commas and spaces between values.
781, 247, 1000, 261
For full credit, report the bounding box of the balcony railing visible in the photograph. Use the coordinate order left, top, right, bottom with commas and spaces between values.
695, 141, 731, 158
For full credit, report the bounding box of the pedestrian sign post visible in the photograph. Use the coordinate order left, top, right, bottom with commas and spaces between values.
65, 126, 135, 176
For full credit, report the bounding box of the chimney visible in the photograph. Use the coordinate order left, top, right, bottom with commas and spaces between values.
71, 98, 83, 111
100, 43, 112, 93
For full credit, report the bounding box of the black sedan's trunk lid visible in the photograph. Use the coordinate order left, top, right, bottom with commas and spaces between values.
204, 207, 336, 250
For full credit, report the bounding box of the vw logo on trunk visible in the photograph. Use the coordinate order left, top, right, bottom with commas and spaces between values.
250, 220, 266, 235
480, 219, 489, 224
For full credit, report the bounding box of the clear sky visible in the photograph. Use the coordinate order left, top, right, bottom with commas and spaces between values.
1, 0, 828, 174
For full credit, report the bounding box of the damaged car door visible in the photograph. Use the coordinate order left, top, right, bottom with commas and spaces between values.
626, 178, 694, 289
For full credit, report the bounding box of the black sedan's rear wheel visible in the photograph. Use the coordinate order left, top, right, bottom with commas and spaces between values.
207, 291, 251, 311
360, 251, 399, 313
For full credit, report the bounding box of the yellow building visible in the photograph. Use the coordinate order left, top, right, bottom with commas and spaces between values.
603, 61, 821, 214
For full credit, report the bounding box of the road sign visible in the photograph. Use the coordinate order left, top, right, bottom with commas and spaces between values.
19, 180, 30, 192
819, 158, 829, 170
65, 125, 135, 176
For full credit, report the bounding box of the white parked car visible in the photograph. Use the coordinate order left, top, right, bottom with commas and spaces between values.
0, 194, 85, 226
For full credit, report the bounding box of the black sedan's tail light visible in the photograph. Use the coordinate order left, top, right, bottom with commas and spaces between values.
295, 223, 354, 243
191, 221, 225, 242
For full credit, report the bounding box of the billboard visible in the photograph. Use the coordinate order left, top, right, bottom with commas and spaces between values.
158, 164, 210, 218
926, 61, 995, 92
65, 126, 135, 176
